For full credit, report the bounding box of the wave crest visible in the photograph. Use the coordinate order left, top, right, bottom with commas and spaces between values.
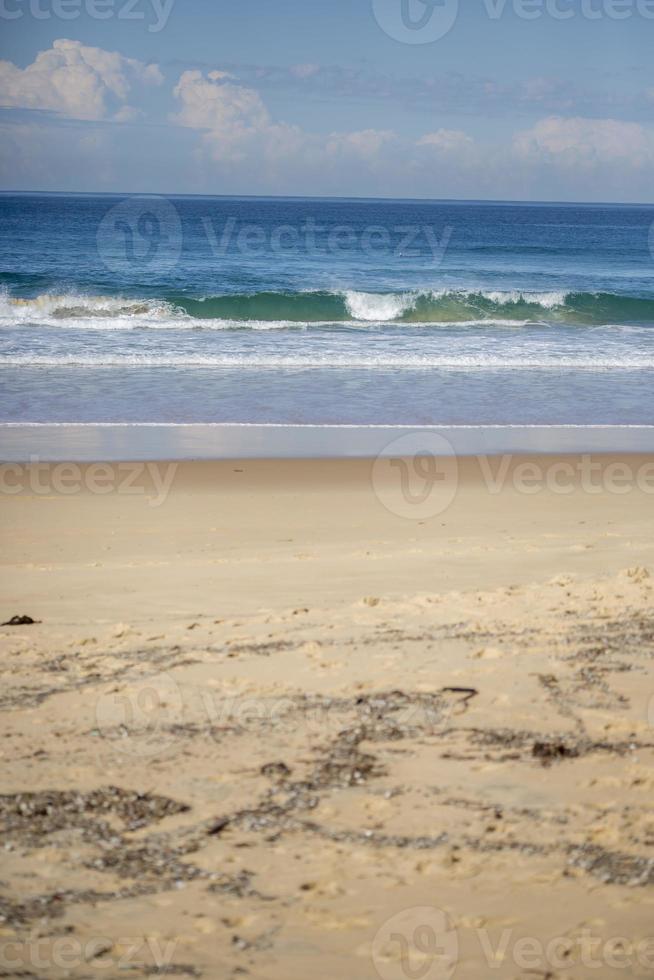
1, 287, 653, 327
0, 292, 178, 325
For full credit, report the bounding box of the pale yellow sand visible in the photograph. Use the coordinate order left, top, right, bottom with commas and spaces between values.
1, 456, 654, 979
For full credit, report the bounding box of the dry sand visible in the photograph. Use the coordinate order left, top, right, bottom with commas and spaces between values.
1, 455, 654, 979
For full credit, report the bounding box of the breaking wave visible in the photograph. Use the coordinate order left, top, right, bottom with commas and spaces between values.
2, 288, 654, 327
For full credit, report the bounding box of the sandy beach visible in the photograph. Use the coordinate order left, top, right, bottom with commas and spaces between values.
2, 454, 654, 979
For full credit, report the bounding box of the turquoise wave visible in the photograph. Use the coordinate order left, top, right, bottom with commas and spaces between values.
174, 289, 654, 325
2, 285, 654, 326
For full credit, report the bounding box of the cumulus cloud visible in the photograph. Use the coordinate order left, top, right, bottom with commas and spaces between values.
514, 116, 654, 168
2, 47, 652, 202
170, 69, 481, 186
170, 69, 404, 189
0, 39, 162, 121
172, 69, 269, 134
170, 69, 654, 199
171, 69, 301, 163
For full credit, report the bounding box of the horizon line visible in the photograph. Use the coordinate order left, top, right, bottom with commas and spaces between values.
0, 190, 653, 208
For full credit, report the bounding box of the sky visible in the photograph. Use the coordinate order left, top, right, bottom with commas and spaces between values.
0, 0, 653, 202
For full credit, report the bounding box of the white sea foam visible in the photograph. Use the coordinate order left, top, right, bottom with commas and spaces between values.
477, 290, 568, 308
341, 288, 571, 321
0, 291, 179, 326
5, 353, 653, 369
343, 290, 417, 321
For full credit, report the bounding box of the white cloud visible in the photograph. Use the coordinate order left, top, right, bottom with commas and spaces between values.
173, 70, 269, 135
3, 50, 653, 202
514, 116, 654, 168
172, 69, 289, 163
0, 39, 162, 122
418, 129, 474, 152
168, 72, 654, 199
171, 70, 401, 189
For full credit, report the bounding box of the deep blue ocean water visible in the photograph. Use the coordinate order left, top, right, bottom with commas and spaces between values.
1, 193, 654, 423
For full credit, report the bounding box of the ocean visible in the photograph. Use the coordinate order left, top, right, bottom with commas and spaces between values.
1, 193, 654, 425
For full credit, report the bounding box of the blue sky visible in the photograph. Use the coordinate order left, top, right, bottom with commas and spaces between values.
1, 0, 653, 201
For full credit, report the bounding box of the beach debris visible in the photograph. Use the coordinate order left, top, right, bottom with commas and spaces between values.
207, 817, 230, 836
207, 869, 263, 898
227, 638, 299, 657
310, 741, 382, 788
86, 839, 204, 883
567, 844, 654, 887
532, 741, 579, 764
0, 787, 189, 843
0, 889, 108, 925
441, 686, 478, 706
1, 614, 39, 626
363, 596, 380, 607
261, 762, 292, 780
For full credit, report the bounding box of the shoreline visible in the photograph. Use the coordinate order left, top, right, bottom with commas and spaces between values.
2, 422, 654, 461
